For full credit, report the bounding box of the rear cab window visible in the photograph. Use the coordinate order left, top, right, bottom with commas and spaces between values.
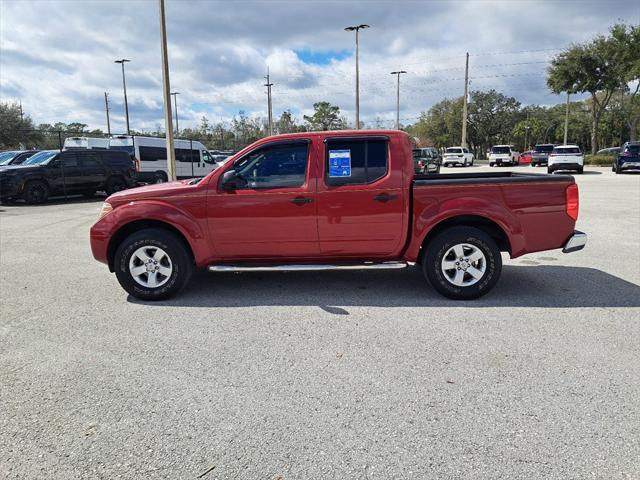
624, 144, 640, 155
325, 138, 388, 186
445, 148, 462, 154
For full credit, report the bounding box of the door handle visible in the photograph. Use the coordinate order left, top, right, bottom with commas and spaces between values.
373, 193, 398, 203
290, 196, 313, 206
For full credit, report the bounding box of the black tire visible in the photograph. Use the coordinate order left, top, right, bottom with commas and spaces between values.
489, 163, 495, 167
422, 226, 502, 300
153, 172, 168, 184
576, 166, 584, 174
22, 180, 49, 204
547, 167, 554, 174
105, 176, 127, 195
114, 228, 193, 301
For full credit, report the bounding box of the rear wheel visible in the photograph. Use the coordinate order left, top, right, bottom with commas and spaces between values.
114, 228, 193, 301
153, 171, 168, 184
547, 167, 554, 174
23, 181, 49, 204
105, 176, 127, 195
422, 226, 502, 300
576, 166, 584, 174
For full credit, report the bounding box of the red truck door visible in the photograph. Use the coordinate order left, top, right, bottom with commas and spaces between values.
316, 136, 407, 257
207, 140, 320, 259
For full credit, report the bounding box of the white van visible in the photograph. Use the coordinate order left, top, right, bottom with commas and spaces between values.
63, 137, 110, 150
109, 136, 217, 183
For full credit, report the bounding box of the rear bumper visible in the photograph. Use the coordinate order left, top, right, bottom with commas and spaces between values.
619, 161, 640, 170
563, 230, 587, 253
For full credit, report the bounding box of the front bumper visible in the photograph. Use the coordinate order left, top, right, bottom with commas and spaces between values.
620, 161, 640, 170
563, 230, 587, 253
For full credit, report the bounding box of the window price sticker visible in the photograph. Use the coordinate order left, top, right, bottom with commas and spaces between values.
329, 149, 351, 177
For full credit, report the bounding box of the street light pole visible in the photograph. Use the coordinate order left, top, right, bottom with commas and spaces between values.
158, 0, 176, 181
390, 71, 407, 130
564, 92, 570, 145
114, 59, 131, 134
170, 92, 180, 136
345, 24, 369, 129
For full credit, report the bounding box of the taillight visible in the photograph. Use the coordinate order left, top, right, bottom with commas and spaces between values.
566, 183, 579, 221
135, 159, 140, 174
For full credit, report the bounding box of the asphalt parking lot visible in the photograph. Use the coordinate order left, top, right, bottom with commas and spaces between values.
1, 165, 639, 479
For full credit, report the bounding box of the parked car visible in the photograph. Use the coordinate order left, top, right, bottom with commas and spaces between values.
90, 130, 586, 302
531, 144, 555, 167
412, 147, 441, 174
489, 145, 520, 166
442, 147, 474, 167
520, 150, 533, 164
613, 142, 640, 174
109, 135, 217, 183
548, 145, 584, 174
0, 150, 40, 167
0, 149, 138, 204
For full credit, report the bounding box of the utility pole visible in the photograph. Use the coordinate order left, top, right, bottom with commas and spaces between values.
390, 70, 407, 130
461, 52, 469, 148
19, 100, 23, 121
170, 92, 180, 136
345, 24, 369, 129
563, 92, 570, 145
114, 59, 131, 134
264, 68, 274, 136
104, 92, 111, 135
158, 0, 176, 181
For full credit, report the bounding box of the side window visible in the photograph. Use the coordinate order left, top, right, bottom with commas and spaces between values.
325, 138, 388, 186
139, 146, 166, 162
61, 153, 79, 167
80, 153, 103, 168
233, 142, 308, 189
175, 148, 198, 163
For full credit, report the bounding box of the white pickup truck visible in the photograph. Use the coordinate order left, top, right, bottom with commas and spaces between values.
442, 147, 474, 167
548, 145, 584, 174
489, 145, 520, 166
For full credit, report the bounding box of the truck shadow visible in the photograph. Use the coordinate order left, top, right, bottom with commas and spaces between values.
130, 265, 640, 309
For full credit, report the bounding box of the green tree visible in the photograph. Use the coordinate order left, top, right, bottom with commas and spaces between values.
303, 102, 347, 131
467, 89, 521, 157
547, 23, 639, 153
405, 97, 463, 148
0, 102, 41, 149
276, 110, 306, 134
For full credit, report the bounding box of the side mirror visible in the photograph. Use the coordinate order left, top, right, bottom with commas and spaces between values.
222, 170, 246, 191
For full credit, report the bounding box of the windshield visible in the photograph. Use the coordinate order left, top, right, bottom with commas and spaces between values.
23, 150, 58, 165
491, 147, 511, 154
625, 144, 640, 154
0, 151, 19, 165
445, 148, 461, 154
553, 147, 581, 154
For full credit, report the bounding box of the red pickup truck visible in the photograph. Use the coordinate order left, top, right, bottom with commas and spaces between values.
90, 130, 586, 301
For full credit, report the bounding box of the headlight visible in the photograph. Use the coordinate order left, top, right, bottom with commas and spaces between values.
98, 202, 113, 219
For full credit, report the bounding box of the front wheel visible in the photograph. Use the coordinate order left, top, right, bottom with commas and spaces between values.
422, 226, 502, 300
547, 167, 554, 174
23, 181, 49, 204
105, 176, 127, 195
114, 228, 193, 301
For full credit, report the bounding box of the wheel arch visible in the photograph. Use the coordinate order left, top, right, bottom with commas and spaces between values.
107, 219, 194, 272
416, 215, 511, 264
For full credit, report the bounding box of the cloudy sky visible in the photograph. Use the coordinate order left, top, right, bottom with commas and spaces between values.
1, 0, 638, 132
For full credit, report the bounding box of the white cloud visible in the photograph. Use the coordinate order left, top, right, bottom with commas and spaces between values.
1, 0, 637, 131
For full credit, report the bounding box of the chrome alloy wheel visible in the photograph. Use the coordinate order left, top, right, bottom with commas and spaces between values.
129, 246, 173, 288
441, 243, 486, 287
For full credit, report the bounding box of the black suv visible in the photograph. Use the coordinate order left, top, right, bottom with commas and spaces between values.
0, 149, 137, 204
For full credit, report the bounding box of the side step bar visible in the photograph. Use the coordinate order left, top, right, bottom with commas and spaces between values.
209, 261, 408, 272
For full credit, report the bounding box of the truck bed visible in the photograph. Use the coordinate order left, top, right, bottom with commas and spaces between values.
414, 171, 572, 185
